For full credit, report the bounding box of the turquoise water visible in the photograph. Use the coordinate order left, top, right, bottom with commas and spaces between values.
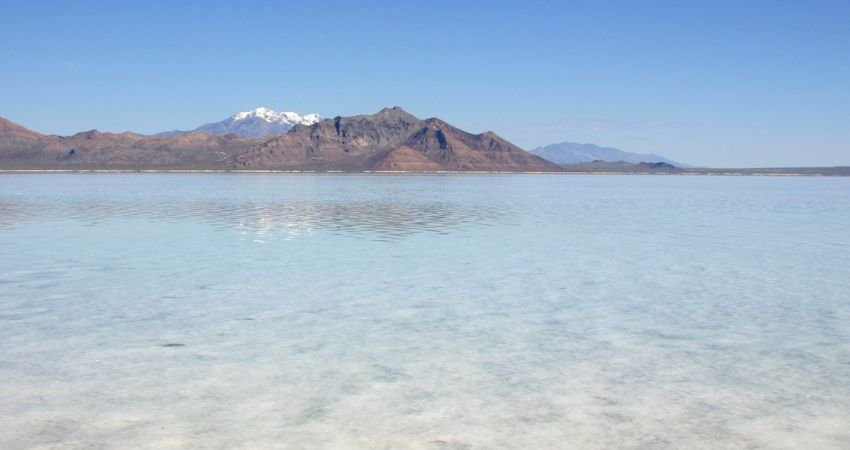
1, 174, 849, 449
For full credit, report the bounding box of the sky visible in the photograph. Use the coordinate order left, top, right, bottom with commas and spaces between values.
1, 0, 848, 167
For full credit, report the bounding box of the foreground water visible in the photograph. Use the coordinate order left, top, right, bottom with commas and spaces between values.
0, 174, 848, 449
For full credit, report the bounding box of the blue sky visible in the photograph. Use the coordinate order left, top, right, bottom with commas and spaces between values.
1, 0, 848, 167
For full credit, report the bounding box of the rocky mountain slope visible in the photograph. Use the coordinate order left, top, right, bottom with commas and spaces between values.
0, 117, 260, 169
231, 107, 560, 172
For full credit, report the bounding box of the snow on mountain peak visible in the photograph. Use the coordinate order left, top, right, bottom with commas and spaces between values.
231, 107, 320, 126
156, 107, 323, 137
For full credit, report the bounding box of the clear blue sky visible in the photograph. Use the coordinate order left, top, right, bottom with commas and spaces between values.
1, 0, 848, 167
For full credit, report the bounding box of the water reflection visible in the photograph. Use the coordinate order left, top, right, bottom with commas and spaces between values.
0, 199, 509, 241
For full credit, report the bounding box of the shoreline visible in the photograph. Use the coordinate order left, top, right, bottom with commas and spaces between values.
0, 168, 848, 176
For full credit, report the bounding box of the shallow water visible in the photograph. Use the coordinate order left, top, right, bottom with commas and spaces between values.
1, 173, 849, 449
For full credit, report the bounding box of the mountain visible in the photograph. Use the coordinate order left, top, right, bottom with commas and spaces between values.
0, 117, 261, 169
230, 107, 561, 172
531, 142, 683, 166
158, 107, 321, 137
0, 108, 560, 172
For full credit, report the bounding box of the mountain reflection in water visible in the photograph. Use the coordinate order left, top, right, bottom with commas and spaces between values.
0, 198, 509, 241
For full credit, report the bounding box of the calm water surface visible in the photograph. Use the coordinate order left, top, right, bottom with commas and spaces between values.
1, 174, 849, 449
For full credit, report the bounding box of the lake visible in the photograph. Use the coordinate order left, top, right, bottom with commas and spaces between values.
1, 173, 848, 449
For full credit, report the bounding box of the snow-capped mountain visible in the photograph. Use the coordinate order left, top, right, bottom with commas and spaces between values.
158, 107, 321, 137
229, 107, 320, 128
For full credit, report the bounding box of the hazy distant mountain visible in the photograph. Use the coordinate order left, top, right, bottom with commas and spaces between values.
531, 142, 684, 166
158, 107, 321, 137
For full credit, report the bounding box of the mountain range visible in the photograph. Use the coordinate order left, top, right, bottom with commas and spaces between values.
158, 108, 686, 167
531, 142, 683, 166
0, 117, 259, 169
0, 107, 559, 172
3, 109, 847, 174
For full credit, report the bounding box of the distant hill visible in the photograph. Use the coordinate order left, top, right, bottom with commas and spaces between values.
531, 142, 684, 166
0, 117, 260, 169
157, 107, 321, 137
0, 108, 560, 172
